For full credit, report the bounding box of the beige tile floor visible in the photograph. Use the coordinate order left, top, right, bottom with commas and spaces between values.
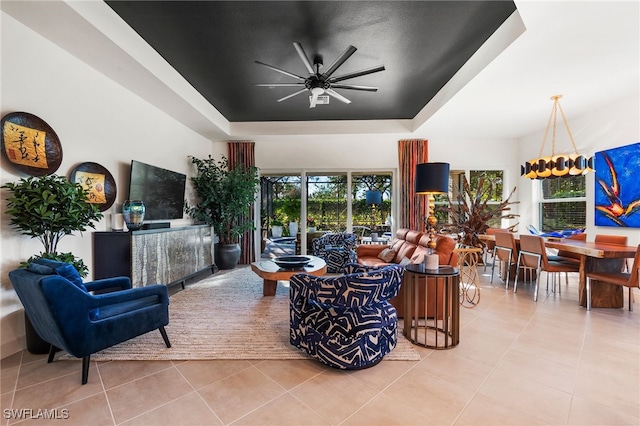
2, 269, 639, 426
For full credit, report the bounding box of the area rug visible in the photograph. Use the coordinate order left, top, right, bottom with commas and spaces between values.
61, 266, 420, 361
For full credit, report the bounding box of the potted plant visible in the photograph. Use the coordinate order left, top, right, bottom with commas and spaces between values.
2, 174, 103, 276
282, 197, 300, 237
307, 216, 317, 232
270, 216, 284, 238
2, 174, 103, 354
186, 155, 260, 269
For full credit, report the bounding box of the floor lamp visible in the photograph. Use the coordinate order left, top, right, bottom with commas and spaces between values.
366, 190, 382, 232
415, 162, 450, 250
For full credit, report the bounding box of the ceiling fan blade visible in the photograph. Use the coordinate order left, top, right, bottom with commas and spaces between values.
325, 88, 351, 104
293, 42, 316, 75
322, 45, 357, 79
330, 84, 378, 92
255, 83, 306, 87
255, 60, 306, 81
277, 89, 308, 103
329, 65, 386, 83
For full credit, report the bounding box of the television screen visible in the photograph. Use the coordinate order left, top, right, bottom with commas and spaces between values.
128, 160, 187, 221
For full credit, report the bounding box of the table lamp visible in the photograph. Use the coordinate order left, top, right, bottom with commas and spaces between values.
415, 162, 450, 250
365, 190, 382, 231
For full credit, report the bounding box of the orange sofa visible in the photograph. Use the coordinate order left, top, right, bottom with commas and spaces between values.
356, 228, 458, 317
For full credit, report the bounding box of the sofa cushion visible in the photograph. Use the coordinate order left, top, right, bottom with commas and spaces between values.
404, 230, 423, 245
377, 248, 396, 262
394, 242, 417, 263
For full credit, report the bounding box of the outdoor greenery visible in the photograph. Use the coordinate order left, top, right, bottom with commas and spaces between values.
186, 155, 260, 245
263, 174, 392, 234
2, 174, 103, 277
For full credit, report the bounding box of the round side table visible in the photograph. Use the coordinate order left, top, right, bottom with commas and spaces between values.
403, 263, 460, 349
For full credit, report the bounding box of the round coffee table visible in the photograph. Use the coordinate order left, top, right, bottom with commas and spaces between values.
250, 255, 327, 296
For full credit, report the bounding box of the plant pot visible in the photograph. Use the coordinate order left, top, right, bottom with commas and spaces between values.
288, 221, 298, 237
271, 225, 283, 238
215, 243, 241, 269
308, 227, 316, 232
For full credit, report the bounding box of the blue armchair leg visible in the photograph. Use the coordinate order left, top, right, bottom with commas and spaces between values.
159, 326, 171, 348
82, 356, 90, 385
47, 345, 56, 363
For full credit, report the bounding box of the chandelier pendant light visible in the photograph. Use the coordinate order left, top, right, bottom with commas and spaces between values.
521, 95, 593, 180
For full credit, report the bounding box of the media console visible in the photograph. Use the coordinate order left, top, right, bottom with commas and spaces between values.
93, 224, 214, 288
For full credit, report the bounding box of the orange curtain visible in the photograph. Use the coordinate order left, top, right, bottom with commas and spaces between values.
228, 141, 256, 264
398, 139, 429, 231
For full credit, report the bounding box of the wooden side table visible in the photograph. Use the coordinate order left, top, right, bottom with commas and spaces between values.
403, 264, 460, 349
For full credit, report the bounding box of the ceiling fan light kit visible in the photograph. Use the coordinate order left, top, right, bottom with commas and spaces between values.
520, 95, 594, 180
255, 42, 385, 108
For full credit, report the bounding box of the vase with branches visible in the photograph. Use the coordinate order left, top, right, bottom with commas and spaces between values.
445, 174, 519, 249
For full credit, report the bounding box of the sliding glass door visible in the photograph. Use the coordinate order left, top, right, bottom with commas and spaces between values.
259, 170, 394, 258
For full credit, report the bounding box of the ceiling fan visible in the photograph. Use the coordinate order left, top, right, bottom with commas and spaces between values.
255, 42, 385, 108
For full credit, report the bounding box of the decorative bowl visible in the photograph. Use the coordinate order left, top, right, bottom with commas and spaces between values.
273, 256, 312, 269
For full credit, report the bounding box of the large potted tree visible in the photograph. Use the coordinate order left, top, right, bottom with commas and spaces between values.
186, 155, 260, 269
2, 174, 103, 353
2, 174, 103, 276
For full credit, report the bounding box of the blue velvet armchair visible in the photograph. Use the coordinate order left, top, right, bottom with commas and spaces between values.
8, 259, 170, 384
311, 232, 358, 273
290, 263, 404, 369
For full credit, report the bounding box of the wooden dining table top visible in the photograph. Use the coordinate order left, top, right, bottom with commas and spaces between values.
479, 233, 637, 259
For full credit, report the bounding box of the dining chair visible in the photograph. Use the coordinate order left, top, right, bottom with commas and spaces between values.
547, 233, 586, 289
483, 228, 510, 271
586, 244, 640, 311
515, 234, 580, 302
490, 232, 519, 288
594, 234, 629, 272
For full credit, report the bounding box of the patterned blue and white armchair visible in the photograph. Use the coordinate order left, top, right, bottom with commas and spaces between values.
289, 263, 404, 369
311, 232, 358, 273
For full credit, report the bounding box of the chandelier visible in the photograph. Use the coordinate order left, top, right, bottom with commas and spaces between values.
521, 95, 593, 179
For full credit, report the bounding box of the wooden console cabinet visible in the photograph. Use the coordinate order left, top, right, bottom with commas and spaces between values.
93, 225, 214, 287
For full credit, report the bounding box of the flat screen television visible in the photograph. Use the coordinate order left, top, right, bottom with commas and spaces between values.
128, 160, 187, 221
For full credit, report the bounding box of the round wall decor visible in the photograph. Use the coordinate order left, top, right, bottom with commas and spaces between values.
69, 162, 117, 211
1, 112, 63, 176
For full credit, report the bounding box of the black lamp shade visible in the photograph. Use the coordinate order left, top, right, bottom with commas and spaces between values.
415, 162, 450, 194
365, 190, 382, 205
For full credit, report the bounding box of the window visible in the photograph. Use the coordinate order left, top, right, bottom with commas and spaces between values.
443, 170, 505, 228
539, 175, 586, 232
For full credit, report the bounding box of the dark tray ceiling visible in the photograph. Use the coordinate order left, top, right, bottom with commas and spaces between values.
106, 1, 516, 122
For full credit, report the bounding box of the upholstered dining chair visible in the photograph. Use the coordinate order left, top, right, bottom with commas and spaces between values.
289, 263, 403, 369
9, 258, 171, 384
515, 234, 580, 302
490, 231, 519, 288
586, 244, 640, 311
547, 232, 587, 289
483, 228, 510, 271
595, 234, 629, 272
311, 232, 358, 273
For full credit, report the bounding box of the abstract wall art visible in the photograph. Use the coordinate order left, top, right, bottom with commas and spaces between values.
594, 142, 640, 227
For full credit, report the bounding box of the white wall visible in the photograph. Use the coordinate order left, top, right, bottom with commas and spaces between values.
517, 93, 640, 246
0, 13, 213, 357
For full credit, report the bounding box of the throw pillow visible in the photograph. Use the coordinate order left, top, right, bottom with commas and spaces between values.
29, 259, 87, 292
26, 262, 56, 275
377, 248, 396, 263
55, 264, 86, 291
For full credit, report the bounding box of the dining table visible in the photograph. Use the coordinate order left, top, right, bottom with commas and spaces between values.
479, 234, 637, 308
